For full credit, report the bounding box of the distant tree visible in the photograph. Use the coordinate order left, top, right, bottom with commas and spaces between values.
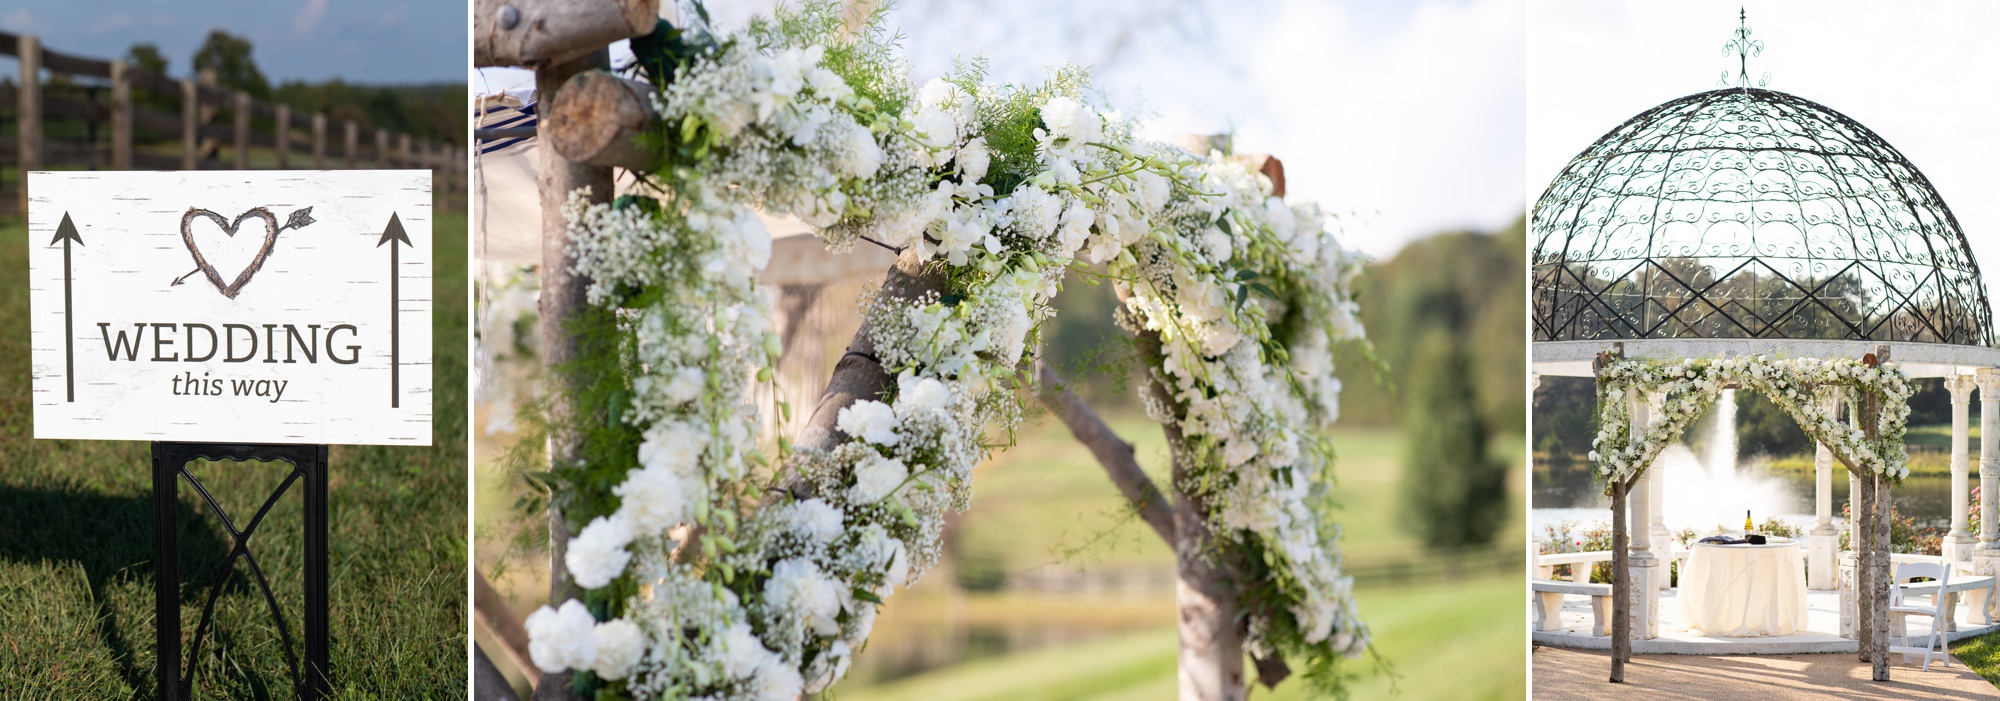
125, 43, 179, 115
1401, 330, 1510, 550
192, 30, 270, 98
126, 43, 169, 76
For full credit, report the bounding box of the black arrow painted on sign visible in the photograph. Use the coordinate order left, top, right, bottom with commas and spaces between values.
51, 212, 82, 402
377, 212, 411, 408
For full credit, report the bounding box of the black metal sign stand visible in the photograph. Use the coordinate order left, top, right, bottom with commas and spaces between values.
153, 442, 329, 700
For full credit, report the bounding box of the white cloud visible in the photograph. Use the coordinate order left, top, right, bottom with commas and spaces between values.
294, 0, 329, 33
1, 9, 51, 34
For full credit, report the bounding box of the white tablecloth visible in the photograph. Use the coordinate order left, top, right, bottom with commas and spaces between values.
1680, 540, 1807, 637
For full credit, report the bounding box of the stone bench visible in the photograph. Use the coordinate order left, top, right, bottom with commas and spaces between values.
1533, 579, 1613, 636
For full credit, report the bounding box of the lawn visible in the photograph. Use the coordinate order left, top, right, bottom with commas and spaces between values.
832, 572, 1523, 701
1957, 630, 2000, 687
827, 415, 1526, 699
0, 212, 469, 698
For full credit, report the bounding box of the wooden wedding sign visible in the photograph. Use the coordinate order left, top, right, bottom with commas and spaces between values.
28, 171, 434, 446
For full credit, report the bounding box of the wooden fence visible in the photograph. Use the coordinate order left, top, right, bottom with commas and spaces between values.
1, 31, 465, 217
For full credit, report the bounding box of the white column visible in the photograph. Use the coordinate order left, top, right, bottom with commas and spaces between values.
1647, 393, 1671, 590
1809, 388, 1840, 590
1945, 376, 1976, 564
1839, 392, 1860, 637
1974, 370, 2000, 587
1625, 390, 1662, 638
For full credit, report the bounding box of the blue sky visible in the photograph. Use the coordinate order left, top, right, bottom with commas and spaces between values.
1, 1, 465, 84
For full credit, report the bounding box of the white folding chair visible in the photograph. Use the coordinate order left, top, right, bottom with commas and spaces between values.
1888, 561, 1951, 671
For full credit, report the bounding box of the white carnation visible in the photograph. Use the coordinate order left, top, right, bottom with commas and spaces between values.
751, 659, 805, 701
524, 600, 597, 673
613, 464, 699, 535
836, 399, 900, 446
723, 621, 776, 680
1008, 184, 1060, 240
837, 121, 882, 179
590, 618, 645, 681
766, 558, 843, 637
565, 515, 635, 589
639, 419, 710, 476
781, 498, 845, 544
1040, 96, 1101, 144
893, 373, 952, 415
957, 137, 990, 183
849, 453, 910, 504
661, 365, 705, 405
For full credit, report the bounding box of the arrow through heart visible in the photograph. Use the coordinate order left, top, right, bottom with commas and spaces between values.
174, 206, 316, 298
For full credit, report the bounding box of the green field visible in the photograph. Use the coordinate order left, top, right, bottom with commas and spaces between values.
0, 213, 469, 698
821, 414, 1527, 699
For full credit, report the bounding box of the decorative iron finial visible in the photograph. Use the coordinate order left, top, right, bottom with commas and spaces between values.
1718, 7, 1770, 89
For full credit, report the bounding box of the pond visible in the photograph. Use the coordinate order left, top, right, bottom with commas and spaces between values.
1533, 455, 1954, 540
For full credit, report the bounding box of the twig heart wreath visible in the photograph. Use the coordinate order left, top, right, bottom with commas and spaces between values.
1589, 356, 1913, 487
521, 3, 1373, 698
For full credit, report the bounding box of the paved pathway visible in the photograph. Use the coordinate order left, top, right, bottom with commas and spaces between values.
1533, 646, 1999, 700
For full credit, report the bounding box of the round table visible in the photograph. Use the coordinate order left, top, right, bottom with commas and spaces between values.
1679, 539, 1807, 637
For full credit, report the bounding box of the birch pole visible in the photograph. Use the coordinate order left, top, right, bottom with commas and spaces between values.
1868, 345, 1891, 681
530, 48, 615, 701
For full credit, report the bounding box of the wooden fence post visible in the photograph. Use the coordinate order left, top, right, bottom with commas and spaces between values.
275, 104, 291, 169
376, 129, 390, 168
312, 113, 327, 168
110, 59, 132, 170
18, 34, 41, 214
233, 92, 250, 169
344, 120, 358, 169
180, 79, 198, 170
400, 133, 413, 171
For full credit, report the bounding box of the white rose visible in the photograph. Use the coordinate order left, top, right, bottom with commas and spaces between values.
1039, 96, 1101, 144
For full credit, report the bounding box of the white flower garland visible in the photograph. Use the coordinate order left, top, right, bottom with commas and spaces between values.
519, 4, 1372, 697
1590, 356, 1912, 486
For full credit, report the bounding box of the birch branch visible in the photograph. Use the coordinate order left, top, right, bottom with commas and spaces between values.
475, 0, 660, 67
1034, 360, 1174, 543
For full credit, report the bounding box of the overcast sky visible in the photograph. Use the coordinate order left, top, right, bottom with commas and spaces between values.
479, 0, 1526, 258
1, 1, 465, 84
1529, 0, 2000, 305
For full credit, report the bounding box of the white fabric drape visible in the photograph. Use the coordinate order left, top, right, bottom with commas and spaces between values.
1680, 540, 1808, 637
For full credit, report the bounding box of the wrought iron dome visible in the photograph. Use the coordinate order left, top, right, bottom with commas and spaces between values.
1529, 86, 1994, 346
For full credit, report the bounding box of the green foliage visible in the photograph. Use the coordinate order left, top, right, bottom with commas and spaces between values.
1839, 500, 1942, 555
1337, 217, 1524, 430
271, 79, 468, 146
947, 59, 1093, 198
192, 30, 272, 99
746, 0, 913, 118
125, 43, 169, 75
1400, 331, 1509, 550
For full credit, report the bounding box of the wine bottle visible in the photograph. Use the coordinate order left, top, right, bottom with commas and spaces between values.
1744, 509, 1752, 532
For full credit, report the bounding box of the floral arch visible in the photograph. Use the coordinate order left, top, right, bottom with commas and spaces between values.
498, 3, 1374, 700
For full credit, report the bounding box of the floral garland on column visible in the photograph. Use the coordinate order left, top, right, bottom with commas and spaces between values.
1590, 356, 1912, 488
518, 3, 1371, 698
